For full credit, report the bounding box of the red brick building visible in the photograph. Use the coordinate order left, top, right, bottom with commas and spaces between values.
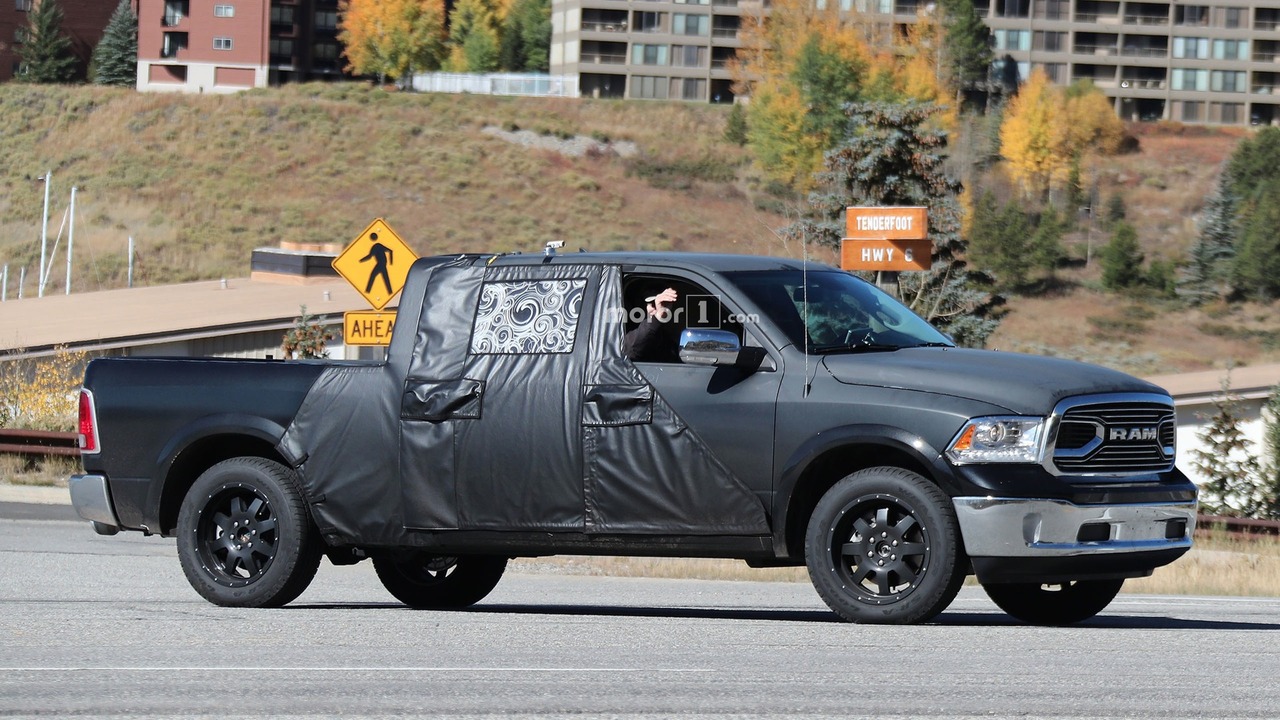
136, 0, 344, 93
0, 0, 118, 82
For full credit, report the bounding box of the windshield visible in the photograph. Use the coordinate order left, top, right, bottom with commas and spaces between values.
724, 270, 952, 353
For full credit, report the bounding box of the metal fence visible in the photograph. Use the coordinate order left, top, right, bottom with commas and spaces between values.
410, 72, 580, 99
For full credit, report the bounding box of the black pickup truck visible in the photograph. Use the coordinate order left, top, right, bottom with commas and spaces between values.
69, 251, 1197, 624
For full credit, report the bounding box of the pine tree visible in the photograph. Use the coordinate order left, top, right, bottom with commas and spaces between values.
1232, 178, 1280, 300
280, 306, 333, 359
1030, 206, 1066, 274
1178, 180, 1237, 305
16, 0, 77, 83
91, 0, 138, 87
499, 0, 550, 72
1193, 376, 1269, 518
968, 197, 1032, 290
724, 103, 749, 146
1100, 222, 1143, 290
938, 0, 992, 96
784, 101, 1002, 347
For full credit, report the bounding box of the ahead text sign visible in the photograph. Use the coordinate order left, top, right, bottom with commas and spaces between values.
841, 239, 932, 272
846, 206, 928, 241
344, 310, 396, 346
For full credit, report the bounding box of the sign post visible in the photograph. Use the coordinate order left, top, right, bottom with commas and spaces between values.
841, 207, 931, 273
333, 218, 418, 347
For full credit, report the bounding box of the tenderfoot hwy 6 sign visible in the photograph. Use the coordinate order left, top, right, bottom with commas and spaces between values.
842, 206, 931, 272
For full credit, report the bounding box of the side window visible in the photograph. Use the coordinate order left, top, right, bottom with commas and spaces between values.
470, 279, 586, 354
621, 274, 746, 357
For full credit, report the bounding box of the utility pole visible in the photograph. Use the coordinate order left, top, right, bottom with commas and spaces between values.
38, 170, 51, 298
66, 186, 76, 295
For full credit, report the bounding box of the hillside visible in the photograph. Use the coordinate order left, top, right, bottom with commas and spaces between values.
1, 83, 1276, 376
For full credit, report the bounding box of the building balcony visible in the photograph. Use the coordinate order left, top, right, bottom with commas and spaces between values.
581, 21, 629, 32
1122, 14, 1168, 26
1121, 46, 1168, 58
581, 53, 627, 65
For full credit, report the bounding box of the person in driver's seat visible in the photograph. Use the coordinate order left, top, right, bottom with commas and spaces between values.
624, 287, 681, 362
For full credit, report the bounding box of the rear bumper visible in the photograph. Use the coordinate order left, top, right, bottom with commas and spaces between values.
953, 496, 1196, 583
68, 474, 122, 535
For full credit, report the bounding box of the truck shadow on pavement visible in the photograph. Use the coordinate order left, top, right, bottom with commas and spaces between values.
292, 602, 1280, 630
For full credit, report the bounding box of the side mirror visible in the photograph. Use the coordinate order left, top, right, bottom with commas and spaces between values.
679, 329, 744, 367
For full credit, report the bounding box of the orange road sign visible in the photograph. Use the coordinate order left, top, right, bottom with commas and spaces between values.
344, 311, 397, 346
332, 218, 417, 310
841, 239, 932, 272
846, 206, 929, 241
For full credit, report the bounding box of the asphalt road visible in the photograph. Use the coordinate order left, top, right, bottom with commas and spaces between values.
2, 511, 1279, 719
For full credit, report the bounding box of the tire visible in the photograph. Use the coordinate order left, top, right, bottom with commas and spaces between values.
983, 579, 1124, 625
373, 551, 507, 609
176, 457, 323, 608
805, 466, 966, 624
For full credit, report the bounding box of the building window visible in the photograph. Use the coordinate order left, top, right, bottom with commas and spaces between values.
1211, 70, 1246, 92
213, 37, 233, 50
214, 5, 234, 17
162, 32, 189, 58
270, 38, 294, 57
1172, 68, 1208, 91
271, 5, 294, 24
163, 0, 189, 26
15, 0, 32, 11
1212, 39, 1248, 60
313, 42, 338, 61
1223, 7, 1243, 28
671, 77, 705, 100
632, 75, 668, 99
631, 43, 668, 65
1175, 5, 1208, 26
671, 44, 707, 68
315, 11, 338, 30
1181, 101, 1203, 121
994, 29, 1031, 52
1172, 37, 1209, 59
672, 13, 709, 36
634, 11, 664, 32
1218, 102, 1241, 123
1035, 31, 1065, 52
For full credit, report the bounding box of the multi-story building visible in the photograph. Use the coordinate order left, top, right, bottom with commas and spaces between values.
0, 0, 118, 82
136, 0, 344, 93
550, 0, 1280, 125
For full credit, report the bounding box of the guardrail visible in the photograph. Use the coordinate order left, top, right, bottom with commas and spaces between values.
0, 429, 79, 457
1198, 514, 1280, 536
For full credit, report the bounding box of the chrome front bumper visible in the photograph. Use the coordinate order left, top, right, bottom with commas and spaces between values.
68, 474, 121, 535
953, 497, 1197, 558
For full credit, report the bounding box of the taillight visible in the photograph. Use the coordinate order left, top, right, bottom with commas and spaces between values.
78, 389, 100, 454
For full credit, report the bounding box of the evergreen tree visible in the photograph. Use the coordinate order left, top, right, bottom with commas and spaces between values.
16, 0, 77, 83
1104, 193, 1126, 226
783, 101, 1002, 347
938, 0, 992, 95
968, 197, 1032, 290
1030, 206, 1066, 274
724, 103, 749, 146
280, 306, 333, 359
1178, 180, 1237, 305
1100, 222, 1143, 290
499, 0, 550, 71
1194, 376, 1269, 518
1232, 178, 1280, 300
91, 0, 138, 87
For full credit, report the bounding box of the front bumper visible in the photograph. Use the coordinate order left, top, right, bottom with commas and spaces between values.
68, 474, 122, 536
953, 496, 1196, 583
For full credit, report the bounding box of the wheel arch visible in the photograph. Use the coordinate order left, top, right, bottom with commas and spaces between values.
154, 415, 294, 536
774, 425, 958, 560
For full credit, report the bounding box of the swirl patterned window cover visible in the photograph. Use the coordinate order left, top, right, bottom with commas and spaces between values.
469, 279, 587, 354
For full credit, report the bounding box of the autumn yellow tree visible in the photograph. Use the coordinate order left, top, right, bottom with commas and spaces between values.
999, 68, 1070, 198
891, 11, 959, 134
1064, 80, 1125, 156
444, 0, 502, 72
338, 0, 447, 84
731, 0, 872, 189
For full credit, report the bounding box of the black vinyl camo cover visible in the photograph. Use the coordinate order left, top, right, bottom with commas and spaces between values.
279, 258, 767, 546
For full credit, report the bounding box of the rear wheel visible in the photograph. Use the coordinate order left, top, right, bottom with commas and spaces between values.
176, 457, 322, 608
373, 551, 507, 609
983, 579, 1124, 625
805, 466, 966, 624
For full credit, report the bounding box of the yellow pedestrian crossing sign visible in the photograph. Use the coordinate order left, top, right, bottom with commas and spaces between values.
332, 218, 418, 310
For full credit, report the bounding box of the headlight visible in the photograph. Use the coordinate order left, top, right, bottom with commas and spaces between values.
946, 416, 1045, 464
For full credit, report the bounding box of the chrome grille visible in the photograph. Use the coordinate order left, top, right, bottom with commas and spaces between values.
1050, 396, 1176, 476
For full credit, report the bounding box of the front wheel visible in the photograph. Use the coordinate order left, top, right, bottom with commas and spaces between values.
805, 466, 966, 624
983, 579, 1124, 625
373, 552, 507, 609
176, 457, 323, 608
